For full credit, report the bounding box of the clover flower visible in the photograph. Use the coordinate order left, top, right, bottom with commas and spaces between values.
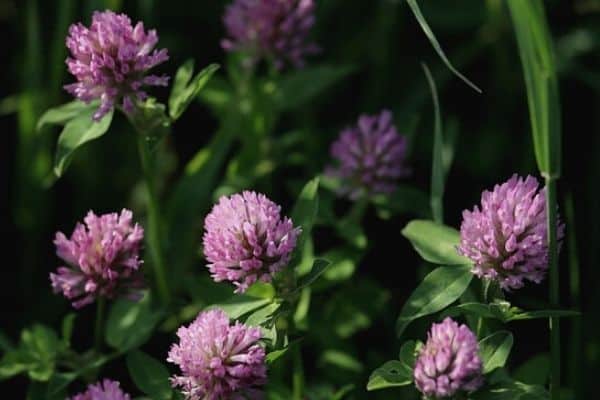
458, 174, 565, 290
203, 191, 301, 293
222, 0, 318, 69
326, 109, 409, 199
414, 318, 483, 398
65, 10, 169, 120
167, 309, 267, 400
50, 209, 145, 308
70, 379, 131, 400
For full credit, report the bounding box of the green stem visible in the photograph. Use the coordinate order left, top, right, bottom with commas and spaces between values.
545, 176, 560, 400
477, 279, 491, 338
137, 136, 170, 304
292, 346, 304, 400
94, 298, 105, 352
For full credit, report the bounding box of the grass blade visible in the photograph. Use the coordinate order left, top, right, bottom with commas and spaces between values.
406, 0, 481, 93
507, 0, 561, 177
422, 63, 444, 224
507, 3, 563, 399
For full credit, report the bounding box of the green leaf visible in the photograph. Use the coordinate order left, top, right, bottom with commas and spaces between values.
60, 314, 76, 346
126, 350, 172, 400
276, 65, 354, 111
406, 0, 481, 93
401, 219, 469, 264
47, 372, 77, 396
514, 353, 550, 386
169, 61, 220, 120
245, 302, 281, 327
54, 107, 113, 177
505, 309, 580, 322
105, 296, 163, 352
367, 360, 412, 391
197, 75, 233, 115
37, 100, 96, 131
507, 0, 561, 176
295, 259, 331, 292
445, 301, 580, 323
320, 350, 363, 373
398, 340, 420, 375
291, 177, 320, 252
471, 380, 549, 400
396, 265, 473, 337
479, 331, 514, 374
0, 325, 62, 382
208, 295, 271, 320
422, 63, 445, 223
128, 98, 171, 149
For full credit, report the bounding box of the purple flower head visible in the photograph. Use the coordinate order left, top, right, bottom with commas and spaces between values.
326, 110, 409, 200
414, 318, 483, 398
203, 191, 301, 293
64, 10, 169, 120
458, 174, 565, 290
221, 0, 319, 69
168, 309, 267, 400
50, 209, 145, 308
70, 379, 131, 400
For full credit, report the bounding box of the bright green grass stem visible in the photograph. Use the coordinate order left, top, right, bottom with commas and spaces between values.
138, 137, 170, 304
545, 176, 560, 400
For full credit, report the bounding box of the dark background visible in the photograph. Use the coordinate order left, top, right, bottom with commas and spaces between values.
1, 0, 599, 398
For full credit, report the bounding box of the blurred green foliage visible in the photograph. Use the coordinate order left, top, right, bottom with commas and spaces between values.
1, 0, 598, 398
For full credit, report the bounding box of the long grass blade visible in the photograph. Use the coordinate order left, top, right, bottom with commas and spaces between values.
507, 0, 561, 177
406, 0, 482, 93
507, 2, 563, 399
421, 63, 444, 224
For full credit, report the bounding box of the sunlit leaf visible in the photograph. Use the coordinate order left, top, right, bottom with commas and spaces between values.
396, 265, 473, 337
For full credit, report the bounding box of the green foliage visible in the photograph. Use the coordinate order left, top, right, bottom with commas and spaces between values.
0, 324, 63, 382
53, 107, 114, 177
479, 331, 514, 374
367, 340, 420, 391
507, 0, 561, 176
126, 350, 173, 400
291, 177, 320, 254
401, 219, 470, 265
209, 295, 272, 320
422, 63, 445, 223
105, 296, 163, 352
36, 100, 95, 131
275, 65, 355, 111
444, 301, 580, 323
371, 185, 431, 219
294, 259, 332, 292
405, 0, 481, 93
396, 264, 473, 337
169, 61, 220, 120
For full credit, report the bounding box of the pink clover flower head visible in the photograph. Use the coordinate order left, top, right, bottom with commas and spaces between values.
64, 10, 169, 120
326, 109, 409, 199
414, 317, 483, 398
203, 191, 301, 293
221, 0, 318, 69
167, 309, 266, 400
458, 174, 565, 290
70, 379, 131, 400
50, 209, 145, 308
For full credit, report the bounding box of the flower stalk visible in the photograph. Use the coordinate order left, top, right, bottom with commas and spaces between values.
137, 136, 170, 304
